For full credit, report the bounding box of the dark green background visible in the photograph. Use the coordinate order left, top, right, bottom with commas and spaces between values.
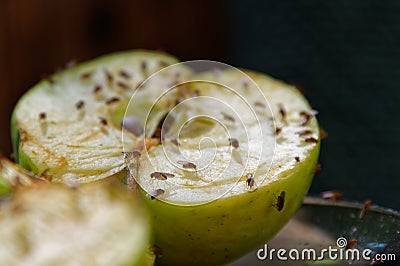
228, 1, 400, 209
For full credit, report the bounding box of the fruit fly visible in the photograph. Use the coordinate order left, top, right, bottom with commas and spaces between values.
320, 127, 328, 140
80, 71, 92, 80
170, 138, 179, 146
177, 160, 197, 171
151, 172, 174, 181
294, 156, 300, 162
123, 151, 141, 160
246, 173, 256, 191
274, 191, 286, 211
299, 110, 318, 126
304, 137, 318, 143
116, 81, 130, 90
177, 160, 208, 182
221, 112, 235, 123
119, 69, 132, 79
242, 79, 249, 90
320, 190, 342, 200
75, 100, 85, 120
39, 112, 48, 135
278, 103, 286, 120
141, 60, 148, 77
229, 138, 239, 149
93, 85, 102, 94
141, 60, 148, 71
98, 117, 108, 126
359, 199, 372, 218
254, 101, 266, 108
105, 97, 120, 105
75, 100, 85, 110
104, 69, 114, 83
346, 239, 357, 250
150, 245, 163, 257
158, 60, 169, 69
39, 112, 47, 120
124, 151, 141, 190
147, 189, 165, 200
296, 130, 313, 136
294, 84, 306, 95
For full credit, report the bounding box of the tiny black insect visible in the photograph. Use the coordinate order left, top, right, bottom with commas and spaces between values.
229, 138, 239, 149
99, 117, 108, 126
75, 100, 85, 110
148, 188, 165, 200
150, 172, 174, 181
80, 71, 92, 80
177, 160, 197, 170
359, 199, 372, 218
39, 112, 47, 120
105, 97, 120, 105
119, 70, 132, 79
221, 112, 235, 122
246, 173, 255, 189
274, 191, 285, 211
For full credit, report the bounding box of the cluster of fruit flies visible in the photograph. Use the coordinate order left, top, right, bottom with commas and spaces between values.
148, 172, 174, 199
126, 73, 318, 205
146, 160, 198, 200
50, 66, 139, 132
75, 60, 155, 114
273, 103, 321, 146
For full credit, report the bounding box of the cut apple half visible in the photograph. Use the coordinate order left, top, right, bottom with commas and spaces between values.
0, 158, 151, 266
124, 61, 320, 265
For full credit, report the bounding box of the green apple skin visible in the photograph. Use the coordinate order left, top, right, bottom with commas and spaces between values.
143, 141, 319, 266
0, 178, 10, 196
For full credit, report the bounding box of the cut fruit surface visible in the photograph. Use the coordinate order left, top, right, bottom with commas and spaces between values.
11, 50, 189, 183
134, 68, 319, 205
0, 161, 151, 266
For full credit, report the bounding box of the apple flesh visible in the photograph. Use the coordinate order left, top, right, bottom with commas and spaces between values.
0, 158, 152, 266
